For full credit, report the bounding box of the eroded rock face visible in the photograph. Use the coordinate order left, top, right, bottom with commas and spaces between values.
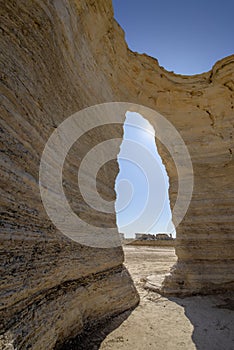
0, 1, 138, 348
88, 3, 234, 296
0, 0, 233, 348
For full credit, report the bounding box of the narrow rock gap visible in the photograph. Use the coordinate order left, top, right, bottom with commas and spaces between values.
115, 111, 175, 240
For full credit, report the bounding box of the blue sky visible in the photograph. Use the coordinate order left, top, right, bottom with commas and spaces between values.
112, 0, 234, 75
115, 112, 175, 238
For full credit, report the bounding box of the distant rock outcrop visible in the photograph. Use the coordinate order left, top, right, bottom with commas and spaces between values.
135, 233, 173, 240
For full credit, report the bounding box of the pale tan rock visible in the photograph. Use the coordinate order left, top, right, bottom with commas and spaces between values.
0, 0, 233, 348
0, 1, 138, 349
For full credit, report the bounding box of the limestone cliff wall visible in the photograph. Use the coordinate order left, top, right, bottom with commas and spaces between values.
85, 1, 234, 295
0, 1, 138, 349
105, 24, 234, 295
0, 0, 233, 348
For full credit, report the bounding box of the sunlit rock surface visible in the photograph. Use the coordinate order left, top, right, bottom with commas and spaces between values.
0, 0, 233, 348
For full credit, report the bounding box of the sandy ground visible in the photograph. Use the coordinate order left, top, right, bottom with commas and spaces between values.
99, 246, 234, 350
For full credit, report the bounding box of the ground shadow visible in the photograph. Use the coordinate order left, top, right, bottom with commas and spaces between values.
57, 309, 133, 350
169, 293, 234, 350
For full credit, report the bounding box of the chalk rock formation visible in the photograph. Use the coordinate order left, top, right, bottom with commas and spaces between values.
0, 1, 139, 349
83, 2, 234, 296
0, 0, 234, 348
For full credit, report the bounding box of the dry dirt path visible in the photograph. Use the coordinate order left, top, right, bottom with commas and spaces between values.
100, 246, 234, 350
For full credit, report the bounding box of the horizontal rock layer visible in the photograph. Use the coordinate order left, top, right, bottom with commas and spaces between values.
0, 0, 234, 348
0, 0, 139, 348
95, 4, 234, 295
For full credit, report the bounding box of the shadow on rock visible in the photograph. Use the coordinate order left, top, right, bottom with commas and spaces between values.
56, 309, 133, 350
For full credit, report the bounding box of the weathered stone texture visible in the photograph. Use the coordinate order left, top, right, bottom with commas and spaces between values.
0, 1, 138, 348
0, 0, 234, 348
